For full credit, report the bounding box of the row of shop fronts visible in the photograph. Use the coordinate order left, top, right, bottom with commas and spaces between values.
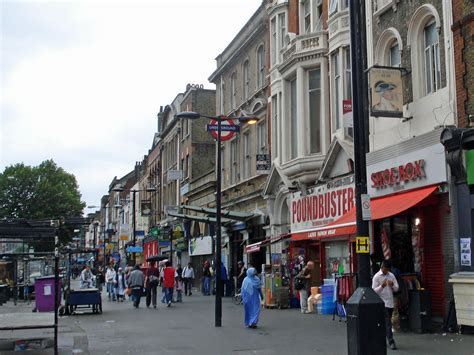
133, 128, 452, 321
257, 128, 453, 320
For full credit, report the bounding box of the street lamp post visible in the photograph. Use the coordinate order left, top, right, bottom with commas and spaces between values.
346, 0, 386, 353
176, 111, 257, 328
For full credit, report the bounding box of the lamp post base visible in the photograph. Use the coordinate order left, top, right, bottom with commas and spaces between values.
346, 287, 387, 355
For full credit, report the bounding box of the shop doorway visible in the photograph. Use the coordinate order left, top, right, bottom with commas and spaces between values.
307, 243, 321, 286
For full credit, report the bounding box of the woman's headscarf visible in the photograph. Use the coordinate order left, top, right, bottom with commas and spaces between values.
241, 267, 261, 296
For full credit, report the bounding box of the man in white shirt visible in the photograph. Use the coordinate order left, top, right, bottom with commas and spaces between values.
372, 259, 399, 351
182, 263, 195, 296
105, 265, 117, 301
80, 265, 93, 289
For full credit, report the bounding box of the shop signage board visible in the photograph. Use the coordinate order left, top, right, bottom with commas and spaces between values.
126, 246, 143, 253
256, 154, 271, 174
119, 235, 129, 241
367, 143, 448, 197
167, 170, 183, 182
343, 99, 353, 128
460, 238, 472, 266
189, 236, 213, 256
245, 242, 262, 254
291, 175, 355, 233
180, 183, 189, 196
356, 236, 370, 253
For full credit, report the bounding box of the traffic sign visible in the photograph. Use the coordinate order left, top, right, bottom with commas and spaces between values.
361, 194, 371, 220
207, 124, 240, 132
356, 236, 370, 253
208, 118, 237, 141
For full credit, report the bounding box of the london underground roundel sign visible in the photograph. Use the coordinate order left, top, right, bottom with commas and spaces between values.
208, 119, 237, 141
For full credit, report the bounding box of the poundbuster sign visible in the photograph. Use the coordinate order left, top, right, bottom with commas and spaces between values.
291, 175, 355, 233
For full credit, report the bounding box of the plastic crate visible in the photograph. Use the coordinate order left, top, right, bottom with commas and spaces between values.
321, 304, 336, 315
321, 284, 334, 292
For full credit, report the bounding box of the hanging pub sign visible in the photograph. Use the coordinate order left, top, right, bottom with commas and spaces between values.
369, 66, 404, 118
141, 201, 152, 216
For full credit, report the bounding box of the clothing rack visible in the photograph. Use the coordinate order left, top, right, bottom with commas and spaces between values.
332, 273, 357, 322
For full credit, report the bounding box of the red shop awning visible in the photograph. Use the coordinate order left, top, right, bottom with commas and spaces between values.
291, 185, 438, 242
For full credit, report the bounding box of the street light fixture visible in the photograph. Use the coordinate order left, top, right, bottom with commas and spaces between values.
177, 110, 258, 328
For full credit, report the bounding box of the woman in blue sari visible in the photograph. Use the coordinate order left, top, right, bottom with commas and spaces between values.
241, 267, 263, 328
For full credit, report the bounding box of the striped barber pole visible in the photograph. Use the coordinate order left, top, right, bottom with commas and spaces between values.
381, 228, 391, 260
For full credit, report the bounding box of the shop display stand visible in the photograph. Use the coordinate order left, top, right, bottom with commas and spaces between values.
332, 273, 357, 322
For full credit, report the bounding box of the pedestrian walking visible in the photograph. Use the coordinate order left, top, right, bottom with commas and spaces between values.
105, 265, 117, 301
175, 271, 184, 303
145, 261, 160, 308
296, 260, 314, 314
80, 265, 93, 289
241, 267, 263, 329
95, 266, 104, 292
182, 263, 195, 296
163, 261, 175, 307
202, 260, 211, 296
115, 267, 126, 302
372, 259, 399, 350
127, 265, 145, 309
236, 261, 247, 291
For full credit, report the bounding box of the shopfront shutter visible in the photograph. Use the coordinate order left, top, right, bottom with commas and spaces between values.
422, 205, 445, 317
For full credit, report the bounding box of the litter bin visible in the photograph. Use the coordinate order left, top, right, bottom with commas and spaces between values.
449, 272, 474, 327
35, 276, 61, 312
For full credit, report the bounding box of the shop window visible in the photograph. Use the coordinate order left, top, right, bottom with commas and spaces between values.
290, 77, 298, 159
423, 21, 441, 95
308, 68, 321, 153
243, 60, 250, 99
331, 51, 342, 130
243, 132, 251, 179
257, 45, 265, 89
324, 241, 350, 278
230, 72, 237, 109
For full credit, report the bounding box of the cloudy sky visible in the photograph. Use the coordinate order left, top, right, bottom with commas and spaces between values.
1, 0, 260, 211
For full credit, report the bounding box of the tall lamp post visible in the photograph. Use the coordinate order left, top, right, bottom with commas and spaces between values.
176, 111, 257, 328
346, 0, 386, 353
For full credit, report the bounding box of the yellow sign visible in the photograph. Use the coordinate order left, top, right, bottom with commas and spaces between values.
120, 235, 129, 241
356, 236, 370, 253
106, 243, 114, 250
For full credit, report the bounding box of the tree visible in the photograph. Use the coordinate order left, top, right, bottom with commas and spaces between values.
0, 160, 86, 249
0, 160, 85, 219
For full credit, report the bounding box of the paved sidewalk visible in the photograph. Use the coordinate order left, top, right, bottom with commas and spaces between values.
56, 288, 474, 355
1, 284, 473, 355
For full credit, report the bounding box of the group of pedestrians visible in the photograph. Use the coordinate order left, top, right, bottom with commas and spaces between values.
103, 265, 128, 301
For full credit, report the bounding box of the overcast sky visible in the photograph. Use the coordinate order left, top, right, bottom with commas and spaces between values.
1, 0, 260, 212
